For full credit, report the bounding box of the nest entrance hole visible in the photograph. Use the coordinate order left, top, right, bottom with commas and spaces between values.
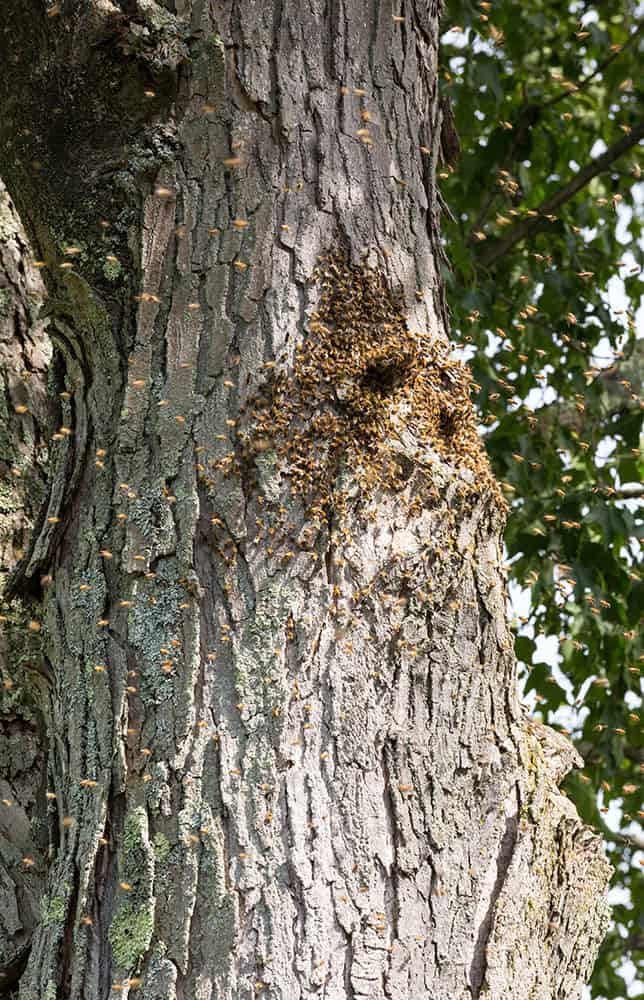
359, 357, 413, 398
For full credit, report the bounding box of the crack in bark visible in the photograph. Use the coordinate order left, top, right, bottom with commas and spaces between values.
469, 783, 520, 998
343, 927, 357, 999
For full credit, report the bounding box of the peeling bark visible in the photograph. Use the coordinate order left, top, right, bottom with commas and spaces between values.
0, 3, 611, 1000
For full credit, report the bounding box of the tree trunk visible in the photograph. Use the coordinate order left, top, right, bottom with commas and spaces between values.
0, 3, 611, 999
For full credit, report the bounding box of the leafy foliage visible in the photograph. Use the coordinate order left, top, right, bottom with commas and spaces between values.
440, 2, 643, 995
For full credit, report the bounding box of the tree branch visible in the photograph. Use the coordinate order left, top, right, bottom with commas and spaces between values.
623, 744, 643, 765
541, 23, 644, 113
477, 122, 644, 267
464, 25, 642, 243
610, 484, 644, 500
610, 830, 644, 852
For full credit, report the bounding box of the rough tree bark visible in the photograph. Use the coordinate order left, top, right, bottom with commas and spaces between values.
0, 180, 51, 992
0, 2, 611, 999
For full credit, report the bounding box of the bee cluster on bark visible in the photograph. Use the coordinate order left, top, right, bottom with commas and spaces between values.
237, 253, 502, 530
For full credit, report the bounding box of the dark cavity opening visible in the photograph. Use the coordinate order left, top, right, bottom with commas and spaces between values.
438, 405, 457, 440
360, 360, 410, 397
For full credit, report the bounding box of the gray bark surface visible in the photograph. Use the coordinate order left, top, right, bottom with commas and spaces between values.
0, 3, 611, 999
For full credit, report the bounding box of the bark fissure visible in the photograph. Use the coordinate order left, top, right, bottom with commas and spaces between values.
469, 784, 520, 998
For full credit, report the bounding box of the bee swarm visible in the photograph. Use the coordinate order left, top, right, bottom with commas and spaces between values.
240, 253, 501, 525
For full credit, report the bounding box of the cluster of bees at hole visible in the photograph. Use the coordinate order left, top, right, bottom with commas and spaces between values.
236, 254, 503, 526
